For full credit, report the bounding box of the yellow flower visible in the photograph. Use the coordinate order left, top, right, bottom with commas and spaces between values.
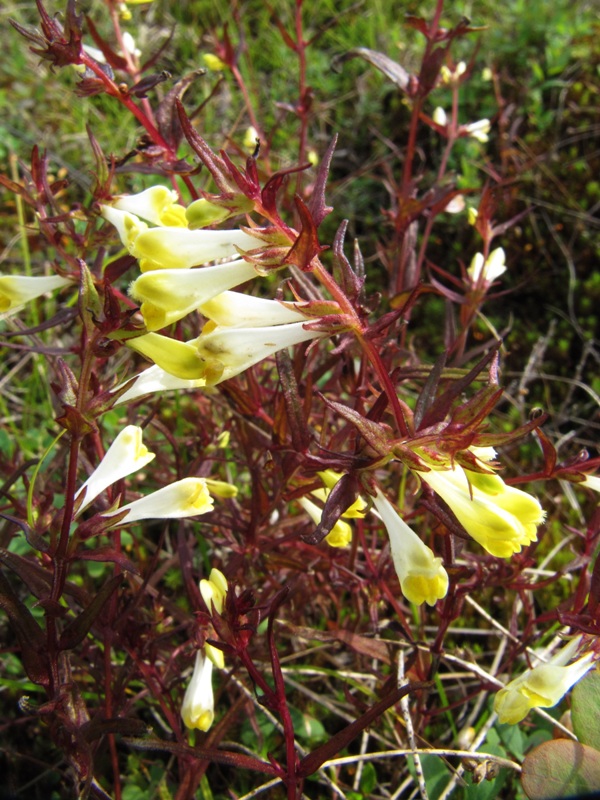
315, 470, 368, 518
181, 649, 215, 732
104, 477, 215, 525
129, 261, 258, 331
0, 274, 71, 315
373, 490, 449, 607
199, 568, 229, 670
298, 496, 353, 548
111, 186, 187, 227
419, 461, 545, 558
101, 204, 259, 272
203, 53, 227, 71
494, 637, 595, 724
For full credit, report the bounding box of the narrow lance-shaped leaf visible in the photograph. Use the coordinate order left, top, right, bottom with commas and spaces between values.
0, 569, 48, 686
308, 134, 337, 227
275, 348, 310, 452
301, 473, 361, 545
59, 573, 123, 651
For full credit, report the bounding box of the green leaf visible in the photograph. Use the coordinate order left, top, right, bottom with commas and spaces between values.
572, 670, 600, 751
521, 740, 600, 799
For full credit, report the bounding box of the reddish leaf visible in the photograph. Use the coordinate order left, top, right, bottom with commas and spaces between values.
285, 196, 327, 271
0, 569, 49, 686
84, 15, 128, 71
521, 740, 600, 799
59, 573, 123, 651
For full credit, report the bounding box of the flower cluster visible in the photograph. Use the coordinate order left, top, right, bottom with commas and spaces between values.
75, 424, 235, 525
415, 448, 545, 559
101, 187, 327, 397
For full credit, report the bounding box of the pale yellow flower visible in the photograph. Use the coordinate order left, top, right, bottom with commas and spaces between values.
181, 649, 215, 731
0, 274, 70, 316
373, 490, 449, 606
494, 637, 595, 724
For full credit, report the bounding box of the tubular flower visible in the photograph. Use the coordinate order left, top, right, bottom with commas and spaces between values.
194, 321, 326, 386
298, 496, 353, 548
467, 248, 506, 286
494, 637, 595, 724
181, 649, 215, 732
111, 186, 187, 227
103, 477, 215, 525
75, 425, 155, 512
101, 204, 260, 272
129, 260, 258, 331
0, 274, 71, 315
419, 462, 545, 558
126, 334, 205, 381
128, 320, 326, 384
581, 474, 600, 492
372, 490, 449, 607
113, 364, 207, 406
199, 292, 311, 328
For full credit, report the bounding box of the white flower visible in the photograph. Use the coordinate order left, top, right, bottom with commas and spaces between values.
372, 490, 449, 606
101, 204, 260, 272
432, 107, 448, 127
126, 321, 326, 384
194, 321, 326, 385
462, 118, 491, 143
494, 636, 595, 724
113, 365, 207, 405
75, 425, 155, 512
103, 477, 214, 524
121, 32, 141, 59
0, 274, 71, 316
467, 248, 507, 285
581, 474, 600, 493
129, 260, 259, 331
181, 649, 215, 732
